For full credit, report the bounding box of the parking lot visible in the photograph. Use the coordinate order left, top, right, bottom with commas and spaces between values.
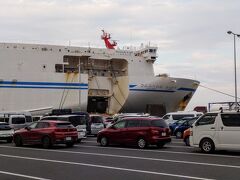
0, 137, 240, 180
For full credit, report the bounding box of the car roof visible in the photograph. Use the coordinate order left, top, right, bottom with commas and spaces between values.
180, 117, 198, 120
41, 116, 59, 118
39, 120, 70, 123
213, 110, 240, 114
90, 114, 104, 117
121, 117, 162, 121
72, 111, 89, 114
113, 113, 149, 117
164, 111, 202, 115
58, 114, 85, 117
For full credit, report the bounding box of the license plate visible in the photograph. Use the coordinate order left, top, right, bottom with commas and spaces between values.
162, 132, 166, 136
66, 137, 72, 141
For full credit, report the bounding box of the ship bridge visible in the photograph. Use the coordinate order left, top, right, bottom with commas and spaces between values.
134, 47, 157, 63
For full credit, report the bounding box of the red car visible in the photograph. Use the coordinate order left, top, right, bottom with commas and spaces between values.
97, 117, 171, 149
13, 120, 78, 148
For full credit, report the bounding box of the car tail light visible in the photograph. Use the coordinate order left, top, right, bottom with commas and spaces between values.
166, 128, 171, 135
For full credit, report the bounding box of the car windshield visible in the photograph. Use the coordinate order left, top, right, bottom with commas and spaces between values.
0, 123, 12, 130
175, 119, 186, 125
151, 119, 168, 128
172, 114, 194, 120
91, 116, 103, 123
188, 119, 197, 126
162, 115, 170, 120
68, 116, 86, 126
12, 117, 26, 124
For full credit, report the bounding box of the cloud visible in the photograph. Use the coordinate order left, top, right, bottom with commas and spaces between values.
190, 52, 219, 61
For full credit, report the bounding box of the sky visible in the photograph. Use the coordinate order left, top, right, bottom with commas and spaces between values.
0, 0, 240, 111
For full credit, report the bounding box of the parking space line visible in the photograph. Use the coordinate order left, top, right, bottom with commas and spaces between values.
82, 141, 191, 148
0, 146, 239, 169
1, 145, 239, 159
0, 170, 51, 180
78, 145, 240, 159
83, 140, 184, 144
0, 153, 214, 180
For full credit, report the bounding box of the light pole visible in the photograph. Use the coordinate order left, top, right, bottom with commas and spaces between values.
227, 31, 240, 107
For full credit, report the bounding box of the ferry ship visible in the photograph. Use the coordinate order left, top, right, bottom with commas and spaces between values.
0, 31, 199, 116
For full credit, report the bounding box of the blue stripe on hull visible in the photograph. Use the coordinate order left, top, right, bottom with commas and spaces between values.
0, 81, 88, 87
0, 86, 88, 90
0, 81, 196, 92
129, 89, 175, 93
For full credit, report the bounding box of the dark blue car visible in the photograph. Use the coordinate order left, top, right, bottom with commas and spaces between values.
173, 117, 198, 138
169, 119, 187, 135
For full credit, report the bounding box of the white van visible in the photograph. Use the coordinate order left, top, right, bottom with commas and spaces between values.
190, 111, 240, 153
162, 111, 203, 125
0, 113, 33, 130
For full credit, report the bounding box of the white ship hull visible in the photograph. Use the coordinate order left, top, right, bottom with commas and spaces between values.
0, 43, 199, 115
124, 77, 198, 113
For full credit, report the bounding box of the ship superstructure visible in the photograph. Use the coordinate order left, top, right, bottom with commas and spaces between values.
0, 31, 199, 116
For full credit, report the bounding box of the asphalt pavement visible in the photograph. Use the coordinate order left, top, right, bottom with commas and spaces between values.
0, 137, 240, 180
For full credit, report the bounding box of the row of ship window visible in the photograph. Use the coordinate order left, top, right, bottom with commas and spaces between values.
55, 64, 125, 76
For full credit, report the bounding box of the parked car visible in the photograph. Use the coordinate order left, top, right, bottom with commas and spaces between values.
107, 113, 150, 127
162, 111, 203, 125
169, 119, 187, 134
0, 122, 14, 143
89, 115, 105, 136
0, 112, 33, 130
13, 120, 78, 148
71, 112, 91, 135
190, 110, 240, 153
41, 115, 87, 142
97, 117, 171, 149
173, 117, 198, 138
183, 128, 190, 146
